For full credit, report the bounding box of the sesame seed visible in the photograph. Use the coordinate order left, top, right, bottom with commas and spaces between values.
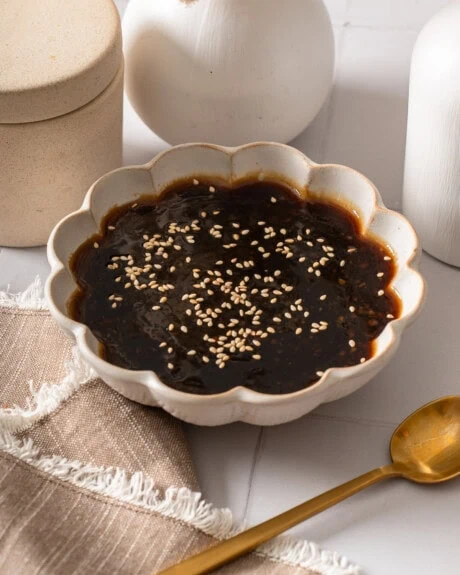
377, 272, 384, 278
181, 326, 188, 333
387, 313, 394, 319
252, 354, 262, 360
360, 357, 366, 363
167, 363, 174, 370
384, 256, 391, 261
93, 242, 99, 248
349, 339, 356, 348
193, 179, 199, 185
349, 305, 356, 312
295, 327, 302, 335
377, 290, 384, 297
316, 371, 324, 377
209, 186, 215, 193
271, 197, 277, 203
319, 294, 327, 301
187, 350, 196, 356
168, 324, 175, 331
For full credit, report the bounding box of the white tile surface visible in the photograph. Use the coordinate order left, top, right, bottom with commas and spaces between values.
3, 2, 460, 574
318, 26, 417, 209
187, 423, 262, 522
247, 417, 460, 575
347, 0, 451, 29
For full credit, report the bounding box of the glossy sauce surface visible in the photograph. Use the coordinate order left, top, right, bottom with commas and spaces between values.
69, 180, 400, 395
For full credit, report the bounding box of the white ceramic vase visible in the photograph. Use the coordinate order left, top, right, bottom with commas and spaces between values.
123, 0, 334, 146
403, 1, 460, 267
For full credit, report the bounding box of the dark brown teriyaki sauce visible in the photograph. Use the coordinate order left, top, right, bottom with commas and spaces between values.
69, 179, 401, 395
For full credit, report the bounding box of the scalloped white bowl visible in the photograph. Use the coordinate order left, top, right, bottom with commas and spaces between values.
46, 143, 425, 426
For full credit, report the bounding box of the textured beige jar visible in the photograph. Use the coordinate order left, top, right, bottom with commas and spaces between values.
0, 0, 123, 246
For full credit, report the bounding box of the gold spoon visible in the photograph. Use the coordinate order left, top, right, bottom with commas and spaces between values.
159, 396, 460, 575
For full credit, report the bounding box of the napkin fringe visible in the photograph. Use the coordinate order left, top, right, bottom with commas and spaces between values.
0, 278, 360, 575
0, 430, 359, 575
0, 347, 95, 434
0, 276, 47, 310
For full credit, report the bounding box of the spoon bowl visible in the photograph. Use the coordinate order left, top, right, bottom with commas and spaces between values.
390, 396, 460, 483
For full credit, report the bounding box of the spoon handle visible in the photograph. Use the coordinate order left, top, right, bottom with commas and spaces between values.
158, 465, 399, 575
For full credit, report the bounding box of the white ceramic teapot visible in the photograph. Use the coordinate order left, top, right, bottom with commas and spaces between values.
123, 0, 334, 146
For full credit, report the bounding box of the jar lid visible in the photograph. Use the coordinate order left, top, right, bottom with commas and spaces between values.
0, 0, 122, 124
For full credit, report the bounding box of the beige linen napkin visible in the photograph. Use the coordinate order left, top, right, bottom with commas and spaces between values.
0, 280, 358, 575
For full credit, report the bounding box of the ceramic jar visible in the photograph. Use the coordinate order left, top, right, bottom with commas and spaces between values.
0, 0, 124, 247
403, 1, 460, 267
123, 0, 334, 146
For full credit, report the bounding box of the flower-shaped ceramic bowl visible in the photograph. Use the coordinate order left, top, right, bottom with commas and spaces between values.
46, 143, 425, 426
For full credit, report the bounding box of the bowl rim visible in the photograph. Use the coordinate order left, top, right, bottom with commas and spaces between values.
46, 141, 426, 407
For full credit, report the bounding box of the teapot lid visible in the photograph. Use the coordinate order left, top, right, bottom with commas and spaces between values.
0, 0, 122, 123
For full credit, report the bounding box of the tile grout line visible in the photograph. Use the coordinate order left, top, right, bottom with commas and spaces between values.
242, 426, 265, 525
320, 23, 347, 163
343, 22, 420, 33
306, 411, 398, 429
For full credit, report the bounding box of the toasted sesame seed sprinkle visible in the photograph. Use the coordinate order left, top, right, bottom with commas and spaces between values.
349, 339, 356, 348
377, 290, 384, 297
